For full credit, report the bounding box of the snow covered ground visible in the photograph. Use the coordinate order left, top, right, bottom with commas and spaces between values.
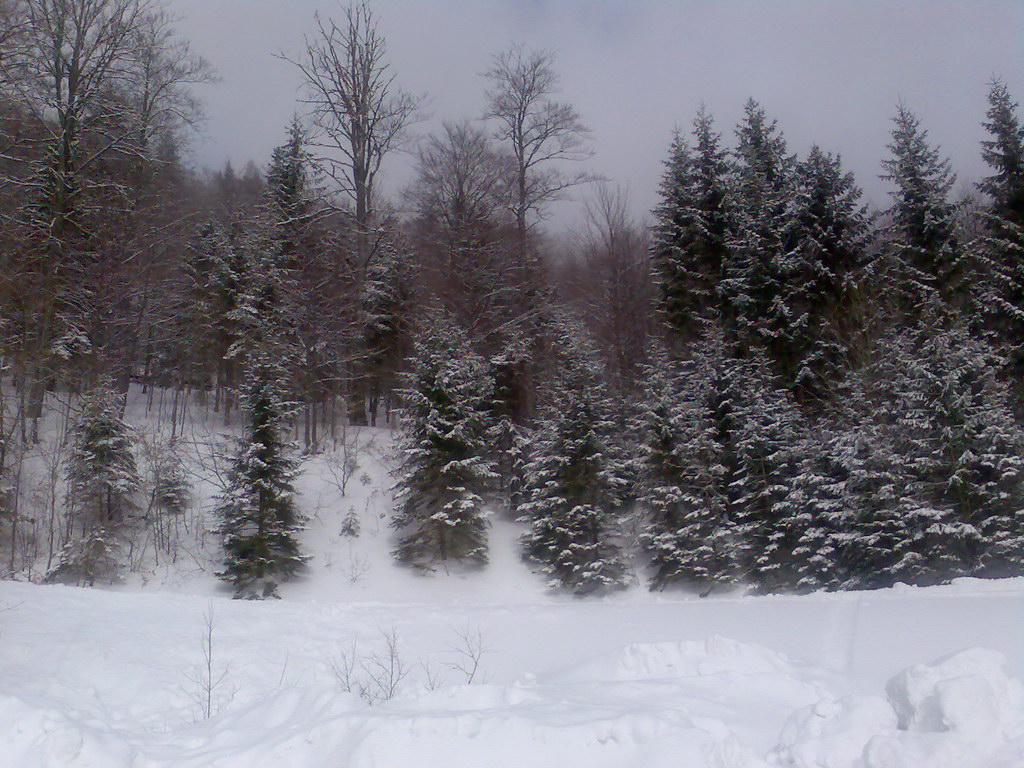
2, 405, 1023, 767
2, 574, 1022, 767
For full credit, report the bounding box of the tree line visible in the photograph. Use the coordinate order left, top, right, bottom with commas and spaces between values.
0, 0, 1021, 597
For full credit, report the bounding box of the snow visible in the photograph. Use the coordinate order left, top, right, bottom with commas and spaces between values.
2, 397, 1023, 767
1, 576, 1022, 767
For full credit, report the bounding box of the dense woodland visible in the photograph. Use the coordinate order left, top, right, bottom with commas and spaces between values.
1, 0, 1023, 597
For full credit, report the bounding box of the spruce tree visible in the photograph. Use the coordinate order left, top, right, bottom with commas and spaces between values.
726, 99, 796, 353
362, 239, 411, 425
66, 382, 140, 528
975, 80, 1024, 378
880, 103, 963, 311
266, 119, 313, 228
774, 146, 869, 402
979, 79, 1024, 224
650, 107, 731, 343
391, 311, 497, 570
216, 356, 306, 598
635, 346, 733, 591
845, 324, 1024, 586
728, 348, 807, 593
520, 323, 629, 594
53, 382, 140, 585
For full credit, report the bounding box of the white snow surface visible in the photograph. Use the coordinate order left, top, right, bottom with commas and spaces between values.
2, 417, 1024, 767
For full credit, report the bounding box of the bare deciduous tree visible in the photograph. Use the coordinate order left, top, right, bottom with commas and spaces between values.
283, 0, 420, 264
407, 120, 519, 341
483, 43, 593, 258
564, 184, 655, 389
126, 9, 214, 157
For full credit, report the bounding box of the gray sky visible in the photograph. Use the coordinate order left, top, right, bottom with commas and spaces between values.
170, 0, 1024, 230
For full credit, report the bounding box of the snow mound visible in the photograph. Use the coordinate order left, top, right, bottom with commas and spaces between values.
769, 648, 1024, 768
885, 647, 1022, 738
770, 695, 898, 767
0, 693, 137, 768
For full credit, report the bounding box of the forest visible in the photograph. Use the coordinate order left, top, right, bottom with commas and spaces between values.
1, 0, 1023, 599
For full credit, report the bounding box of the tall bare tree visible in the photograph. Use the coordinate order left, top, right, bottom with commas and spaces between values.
407, 120, 517, 343
565, 184, 655, 390
0, 0, 210, 428
282, 1, 420, 424
283, 0, 419, 266
483, 43, 593, 261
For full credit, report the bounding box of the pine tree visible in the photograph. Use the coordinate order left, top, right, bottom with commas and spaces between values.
216, 357, 306, 598
362, 238, 411, 425
53, 381, 140, 585
979, 80, 1024, 224
725, 99, 796, 353
519, 323, 629, 594
975, 80, 1024, 378
150, 444, 191, 516
179, 220, 248, 402
66, 382, 140, 528
265, 117, 315, 268
773, 146, 869, 402
391, 311, 497, 570
650, 107, 731, 343
728, 348, 807, 593
225, 225, 294, 368
635, 347, 733, 591
844, 324, 1024, 587
880, 103, 963, 311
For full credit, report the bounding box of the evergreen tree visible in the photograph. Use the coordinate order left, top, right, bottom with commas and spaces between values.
773, 146, 869, 402
635, 347, 733, 591
66, 381, 140, 528
634, 331, 809, 594
391, 311, 497, 570
520, 323, 629, 594
150, 443, 191, 517
880, 103, 963, 311
728, 348, 807, 593
650, 107, 731, 343
265, 117, 316, 269
975, 80, 1024, 377
362, 238, 411, 425
225, 225, 295, 368
216, 357, 306, 598
725, 99, 796, 352
845, 324, 1024, 587
979, 79, 1024, 224
52, 382, 140, 585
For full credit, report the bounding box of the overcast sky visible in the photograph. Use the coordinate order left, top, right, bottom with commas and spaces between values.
169, 0, 1024, 231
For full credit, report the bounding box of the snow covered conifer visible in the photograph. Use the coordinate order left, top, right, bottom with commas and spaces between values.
650, 107, 731, 343
266, 118, 313, 232
53, 381, 140, 585
216, 356, 306, 598
391, 310, 497, 570
975, 80, 1024, 379
635, 346, 733, 591
845, 324, 1024, 586
66, 381, 140, 529
978, 79, 1024, 224
725, 99, 795, 350
773, 146, 869, 401
519, 321, 629, 594
728, 349, 807, 593
880, 103, 963, 311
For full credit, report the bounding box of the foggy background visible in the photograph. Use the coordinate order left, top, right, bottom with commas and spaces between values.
169, 0, 1024, 230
